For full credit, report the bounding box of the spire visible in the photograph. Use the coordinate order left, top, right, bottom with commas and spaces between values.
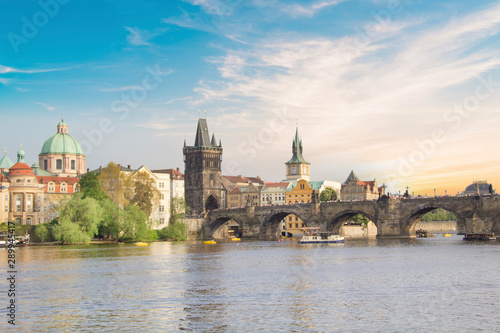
219, 138, 222, 147
183, 139, 186, 148
193, 118, 211, 147
211, 133, 217, 147
286, 125, 309, 164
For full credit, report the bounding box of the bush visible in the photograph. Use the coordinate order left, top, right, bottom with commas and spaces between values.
158, 222, 187, 241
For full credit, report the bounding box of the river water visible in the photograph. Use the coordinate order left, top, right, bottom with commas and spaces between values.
2, 235, 500, 332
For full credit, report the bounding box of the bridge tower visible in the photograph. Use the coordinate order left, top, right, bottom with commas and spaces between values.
183, 118, 223, 214
284, 126, 310, 182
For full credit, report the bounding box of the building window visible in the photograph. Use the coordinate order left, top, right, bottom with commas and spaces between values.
4, 206, 7, 212
159, 205, 164, 212
288, 223, 292, 228
27, 217, 31, 225
295, 216, 298, 221
49, 213, 53, 220
16, 195, 21, 212
71, 160, 75, 170
289, 216, 292, 221
44, 160, 48, 170
4, 194, 8, 201
295, 223, 299, 228
160, 218, 165, 224
159, 182, 164, 188
49, 203, 53, 209
44, 206, 47, 212
56, 159, 62, 169
161, 194, 165, 200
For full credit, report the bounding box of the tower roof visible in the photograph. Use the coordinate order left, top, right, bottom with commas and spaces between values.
191, 118, 221, 148
0, 148, 14, 169
345, 170, 360, 183
286, 126, 309, 164
40, 120, 84, 155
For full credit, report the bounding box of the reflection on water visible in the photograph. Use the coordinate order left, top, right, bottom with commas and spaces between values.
2, 236, 500, 332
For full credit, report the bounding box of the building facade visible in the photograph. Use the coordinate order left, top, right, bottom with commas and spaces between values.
183, 118, 223, 214
340, 170, 382, 201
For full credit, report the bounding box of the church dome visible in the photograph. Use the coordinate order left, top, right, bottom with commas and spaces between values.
40, 120, 84, 155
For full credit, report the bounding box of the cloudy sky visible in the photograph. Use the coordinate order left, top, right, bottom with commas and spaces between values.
1, 0, 500, 195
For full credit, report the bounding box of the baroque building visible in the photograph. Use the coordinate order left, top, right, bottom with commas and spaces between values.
183, 118, 223, 214
39, 119, 86, 177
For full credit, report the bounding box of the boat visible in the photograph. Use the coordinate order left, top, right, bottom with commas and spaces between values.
204, 240, 217, 244
0, 232, 29, 247
463, 233, 496, 241
443, 233, 451, 237
134, 242, 148, 246
298, 227, 344, 244
230, 238, 240, 241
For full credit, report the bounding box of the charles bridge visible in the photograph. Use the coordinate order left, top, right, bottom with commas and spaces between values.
197, 195, 500, 239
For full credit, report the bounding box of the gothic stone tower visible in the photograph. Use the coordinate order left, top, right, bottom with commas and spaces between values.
285, 126, 310, 182
183, 118, 222, 214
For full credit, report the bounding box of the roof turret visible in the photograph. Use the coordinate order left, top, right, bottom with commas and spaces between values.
286, 126, 309, 164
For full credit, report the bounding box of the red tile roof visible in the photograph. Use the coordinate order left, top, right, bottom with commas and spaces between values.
36, 176, 80, 185
151, 168, 184, 180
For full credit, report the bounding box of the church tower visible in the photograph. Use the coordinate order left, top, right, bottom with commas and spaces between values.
285, 126, 310, 181
183, 118, 223, 214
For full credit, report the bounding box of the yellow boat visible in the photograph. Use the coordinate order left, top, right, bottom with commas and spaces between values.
231, 238, 241, 241
134, 242, 148, 246
204, 240, 217, 244
443, 233, 451, 237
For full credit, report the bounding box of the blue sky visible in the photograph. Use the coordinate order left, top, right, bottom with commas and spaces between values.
1, 0, 500, 194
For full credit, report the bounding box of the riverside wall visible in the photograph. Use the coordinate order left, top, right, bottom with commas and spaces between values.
414, 221, 458, 232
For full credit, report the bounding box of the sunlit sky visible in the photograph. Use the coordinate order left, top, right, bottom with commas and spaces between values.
1, 0, 500, 195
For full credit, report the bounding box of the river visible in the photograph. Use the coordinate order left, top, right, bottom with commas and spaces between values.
2, 235, 500, 332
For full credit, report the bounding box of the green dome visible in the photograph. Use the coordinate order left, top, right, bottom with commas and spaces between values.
40, 133, 84, 155
58, 120, 68, 126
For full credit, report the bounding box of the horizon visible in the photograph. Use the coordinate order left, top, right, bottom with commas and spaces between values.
2, 0, 500, 196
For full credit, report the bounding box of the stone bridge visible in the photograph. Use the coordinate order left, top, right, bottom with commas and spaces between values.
202, 195, 500, 239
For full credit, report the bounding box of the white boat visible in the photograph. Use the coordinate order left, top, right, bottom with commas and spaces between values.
298, 227, 344, 244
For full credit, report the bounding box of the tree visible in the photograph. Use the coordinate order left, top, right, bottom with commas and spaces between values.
170, 197, 190, 224
79, 171, 107, 200
35, 224, 48, 243
98, 162, 133, 208
54, 194, 103, 244
352, 214, 370, 225
98, 198, 122, 240
120, 205, 150, 241
129, 170, 160, 217
320, 188, 337, 202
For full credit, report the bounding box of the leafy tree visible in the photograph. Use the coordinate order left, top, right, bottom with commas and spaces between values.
170, 197, 190, 224
421, 208, 457, 221
54, 194, 103, 244
320, 188, 338, 202
35, 224, 48, 243
158, 222, 187, 241
79, 171, 107, 200
120, 205, 150, 241
129, 170, 160, 217
98, 162, 132, 208
97, 198, 122, 239
352, 214, 370, 225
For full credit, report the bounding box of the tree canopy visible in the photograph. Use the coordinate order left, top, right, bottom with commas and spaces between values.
129, 170, 160, 217
79, 171, 108, 201
320, 188, 338, 202
98, 162, 132, 208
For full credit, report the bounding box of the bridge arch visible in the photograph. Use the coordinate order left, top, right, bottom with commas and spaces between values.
206, 215, 244, 239
260, 209, 308, 237
326, 210, 378, 235
401, 204, 465, 236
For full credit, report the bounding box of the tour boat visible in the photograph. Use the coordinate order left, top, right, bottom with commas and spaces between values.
463, 233, 496, 241
298, 227, 344, 244
204, 240, 217, 244
134, 242, 148, 246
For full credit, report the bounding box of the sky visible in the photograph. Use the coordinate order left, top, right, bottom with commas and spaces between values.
1, 0, 500, 196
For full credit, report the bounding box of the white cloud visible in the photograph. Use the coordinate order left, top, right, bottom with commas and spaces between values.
36, 102, 56, 112
100, 86, 144, 92
0, 64, 71, 74
283, 0, 346, 18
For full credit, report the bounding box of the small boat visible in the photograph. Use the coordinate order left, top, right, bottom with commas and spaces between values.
443, 233, 451, 237
204, 240, 217, 244
134, 242, 148, 246
230, 238, 240, 241
299, 227, 344, 244
463, 233, 496, 241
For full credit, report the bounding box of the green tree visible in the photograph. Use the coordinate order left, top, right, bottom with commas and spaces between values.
352, 214, 370, 225
35, 224, 48, 243
320, 188, 337, 202
170, 197, 190, 224
98, 162, 132, 208
158, 222, 187, 241
79, 171, 107, 200
129, 170, 160, 217
120, 205, 150, 241
97, 198, 122, 240
54, 194, 103, 244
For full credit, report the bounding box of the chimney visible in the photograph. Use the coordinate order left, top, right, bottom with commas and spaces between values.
99, 166, 102, 171
128, 165, 131, 169
176, 167, 180, 172
87, 168, 89, 173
